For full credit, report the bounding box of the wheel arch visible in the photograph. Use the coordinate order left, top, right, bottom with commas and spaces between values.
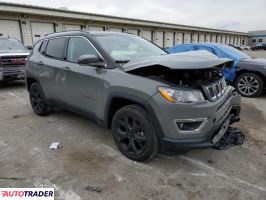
26, 76, 39, 91
104, 93, 165, 138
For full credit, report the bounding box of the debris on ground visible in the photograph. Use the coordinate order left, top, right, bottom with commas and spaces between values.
49, 142, 61, 150
214, 127, 245, 150
84, 185, 103, 193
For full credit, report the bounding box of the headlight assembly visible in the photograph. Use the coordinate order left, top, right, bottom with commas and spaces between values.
158, 87, 204, 103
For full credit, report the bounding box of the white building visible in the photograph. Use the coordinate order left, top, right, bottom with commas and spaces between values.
0, 2, 250, 47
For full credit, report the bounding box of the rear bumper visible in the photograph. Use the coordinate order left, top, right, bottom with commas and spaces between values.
160, 105, 241, 153
0, 67, 25, 81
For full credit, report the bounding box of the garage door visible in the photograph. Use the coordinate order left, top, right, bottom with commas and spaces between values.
211, 35, 216, 43
217, 35, 221, 43
226, 36, 230, 44
0, 20, 22, 41
142, 30, 153, 42
175, 33, 183, 44
165, 32, 174, 48
205, 34, 211, 42
192, 33, 198, 43
199, 34, 205, 43
109, 27, 123, 32
127, 29, 139, 35
184, 33, 191, 43
88, 26, 104, 31
63, 24, 81, 31
155, 31, 164, 47
222, 35, 226, 44
31, 22, 54, 44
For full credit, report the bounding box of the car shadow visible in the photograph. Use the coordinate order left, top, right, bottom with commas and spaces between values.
0, 81, 26, 90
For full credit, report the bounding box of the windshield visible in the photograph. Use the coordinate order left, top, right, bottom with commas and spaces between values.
94, 34, 167, 62
219, 44, 251, 59
0, 39, 27, 53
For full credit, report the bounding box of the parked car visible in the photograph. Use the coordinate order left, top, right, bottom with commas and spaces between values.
0, 37, 30, 82
251, 44, 266, 51
26, 31, 242, 161
167, 43, 266, 97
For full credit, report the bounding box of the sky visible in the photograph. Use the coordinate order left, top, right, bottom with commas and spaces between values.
4, 0, 266, 32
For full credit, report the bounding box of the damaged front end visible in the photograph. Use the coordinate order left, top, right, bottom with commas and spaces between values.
123, 51, 244, 152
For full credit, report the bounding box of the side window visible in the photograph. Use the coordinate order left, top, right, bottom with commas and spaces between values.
45, 38, 66, 60
67, 37, 99, 63
39, 40, 48, 54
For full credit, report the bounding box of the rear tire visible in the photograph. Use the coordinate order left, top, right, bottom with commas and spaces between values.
235, 73, 264, 97
111, 105, 159, 161
29, 82, 51, 116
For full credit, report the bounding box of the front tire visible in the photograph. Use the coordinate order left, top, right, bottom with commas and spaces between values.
29, 82, 51, 116
111, 105, 159, 161
235, 73, 264, 97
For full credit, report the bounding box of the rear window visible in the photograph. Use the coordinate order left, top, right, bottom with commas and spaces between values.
45, 37, 66, 59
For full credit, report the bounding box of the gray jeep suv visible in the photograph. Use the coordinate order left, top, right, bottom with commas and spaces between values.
26, 31, 242, 161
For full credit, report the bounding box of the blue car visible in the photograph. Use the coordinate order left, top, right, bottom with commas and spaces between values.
167, 43, 266, 97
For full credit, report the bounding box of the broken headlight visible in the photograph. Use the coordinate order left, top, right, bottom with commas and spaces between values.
158, 87, 204, 103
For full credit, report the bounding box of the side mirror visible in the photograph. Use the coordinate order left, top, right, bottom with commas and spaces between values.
78, 54, 105, 68
26, 46, 33, 50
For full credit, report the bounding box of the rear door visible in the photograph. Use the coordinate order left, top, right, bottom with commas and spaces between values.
38, 37, 67, 102
64, 37, 104, 118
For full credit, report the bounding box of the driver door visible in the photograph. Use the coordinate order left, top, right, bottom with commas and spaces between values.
63, 37, 104, 119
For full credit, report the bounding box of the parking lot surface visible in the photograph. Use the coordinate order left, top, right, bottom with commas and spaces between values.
0, 50, 266, 200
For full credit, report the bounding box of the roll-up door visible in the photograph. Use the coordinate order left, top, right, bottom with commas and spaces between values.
63, 24, 81, 31
217, 35, 222, 43
175, 33, 183, 44
211, 35, 217, 43
184, 33, 191, 43
199, 34, 205, 43
109, 27, 123, 32
226, 36, 230, 44
205, 34, 211, 42
88, 26, 104, 31
222, 35, 226, 44
0, 20, 22, 41
142, 30, 153, 42
192, 33, 198, 43
127, 29, 139, 35
155, 31, 164, 47
31, 22, 54, 44
165, 32, 174, 48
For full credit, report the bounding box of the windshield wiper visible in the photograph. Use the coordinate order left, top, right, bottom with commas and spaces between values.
115, 60, 130, 63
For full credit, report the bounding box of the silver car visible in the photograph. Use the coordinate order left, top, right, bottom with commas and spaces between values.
26, 31, 242, 161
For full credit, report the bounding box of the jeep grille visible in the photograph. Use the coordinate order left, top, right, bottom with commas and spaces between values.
202, 78, 227, 101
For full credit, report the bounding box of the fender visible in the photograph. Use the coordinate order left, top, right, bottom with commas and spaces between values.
104, 92, 165, 138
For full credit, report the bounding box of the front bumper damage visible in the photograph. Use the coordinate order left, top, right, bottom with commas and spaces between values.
158, 91, 244, 154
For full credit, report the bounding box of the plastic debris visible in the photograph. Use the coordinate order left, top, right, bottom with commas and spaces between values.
84, 185, 103, 193
214, 127, 245, 150
49, 142, 61, 150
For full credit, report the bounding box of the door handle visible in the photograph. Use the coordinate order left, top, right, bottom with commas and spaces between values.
62, 67, 71, 71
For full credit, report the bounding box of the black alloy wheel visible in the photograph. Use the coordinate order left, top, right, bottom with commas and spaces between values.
29, 82, 51, 116
111, 105, 158, 161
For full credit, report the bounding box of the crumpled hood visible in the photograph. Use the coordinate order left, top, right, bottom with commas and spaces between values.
122, 50, 233, 72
